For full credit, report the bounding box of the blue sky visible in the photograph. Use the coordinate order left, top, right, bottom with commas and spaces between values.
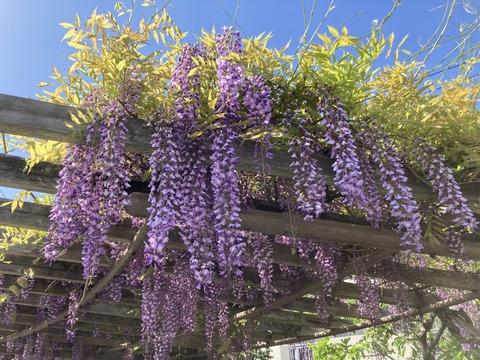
0, 0, 477, 99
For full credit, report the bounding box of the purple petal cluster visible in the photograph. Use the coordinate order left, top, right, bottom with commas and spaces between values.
145, 117, 182, 266
415, 138, 478, 231
359, 124, 423, 252
66, 290, 80, 341
375, 258, 409, 315
210, 26, 245, 278
141, 254, 199, 359
352, 256, 381, 321
40, 295, 67, 320
204, 282, 229, 357
355, 145, 386, 227
286, 112, 327, 221
445, 228, 466, 259
44, 144, 92, 262
72, 339, 83, 360
20, 278, 34, 301
319, 96, 365, 208
124, 250, 145, 288
100, 273, 123, 304
250, 233, 275, 304
0, 298, 16, 325
172, 44, 216, 287
314, 243, 341, 323
243, 75, 274, 166
46, 97, 130, 278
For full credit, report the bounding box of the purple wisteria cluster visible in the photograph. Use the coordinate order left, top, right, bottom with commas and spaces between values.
174, 44, 216, 287
352, 256, 382, 321
46, 93, 131, 279
210, 27, 245, 279
414, 137, 477, 259
320, 95, 365, 208
286, 111, 327, 221
141, 254, 199, 358
145, 114, 182, 267
250, 233, 275, 304
358, 123, 424, 252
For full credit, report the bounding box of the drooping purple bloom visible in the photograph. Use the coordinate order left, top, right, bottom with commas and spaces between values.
210, 27, 245, 278
414, 138, 478, 232
359, 123, 424, 252
319, 96, 366, 209
285, 110, 327, 221
145, 115, 182, 266
352, 255, 381, 321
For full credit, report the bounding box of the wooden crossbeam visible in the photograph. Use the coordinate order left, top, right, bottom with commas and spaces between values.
1, 198, 479, 293
229, 249, 395, 323
264, 290, 480, 347
126, 192, 480, 260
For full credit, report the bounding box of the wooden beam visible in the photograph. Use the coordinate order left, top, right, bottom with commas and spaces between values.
0, 197, 138, 243
0, 153, 60, 193
229, 249, 394, 323
127, 193, 480, 261
393, 263, 480, 291
265, 290, 480, 347
1, 94, 477, 206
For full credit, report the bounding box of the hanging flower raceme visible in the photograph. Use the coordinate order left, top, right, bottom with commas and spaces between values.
172, 44, 216, 287
358, 123, 423, 252
319, 95, 367, 209
204, 282, 229, 358
314, 242, 341, 324
286, 110, 327, 221
211, 26, 245, 278
250, 233, 275, 304
140, 254, 199, 359
352, 256, 381, 321
354, 145, 386, 227
414, 138, 478, 232
46, 93, 131, 278
243, 75, 274, 167
145, 114, 182, 267
374, 258, 409, 315
44, 144, 92, 263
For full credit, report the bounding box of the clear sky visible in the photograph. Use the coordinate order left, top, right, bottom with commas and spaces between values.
0, 0, 478, 98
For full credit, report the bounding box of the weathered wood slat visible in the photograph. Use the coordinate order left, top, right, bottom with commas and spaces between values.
0, 153, 60, 193
127, 193, 480, 260
1, 94, 478, 205
3, 194, 479, 271
229, 249, 395, 323
265, 290, 480, 347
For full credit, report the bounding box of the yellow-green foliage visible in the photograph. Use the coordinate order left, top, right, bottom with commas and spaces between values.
26, 3, 477, 180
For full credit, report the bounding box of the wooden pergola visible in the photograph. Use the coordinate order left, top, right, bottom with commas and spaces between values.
0, 93, 478, 358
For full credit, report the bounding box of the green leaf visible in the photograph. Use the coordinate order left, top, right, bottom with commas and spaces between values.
116, 59, 127, 71
8, 285, 20, 297
37, 82, 53, 87
24, 268, 35, 278
17, 277, 28, 289
0, 293, 10, 304
328, 26, 339, 38
187, 67, 199, 77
